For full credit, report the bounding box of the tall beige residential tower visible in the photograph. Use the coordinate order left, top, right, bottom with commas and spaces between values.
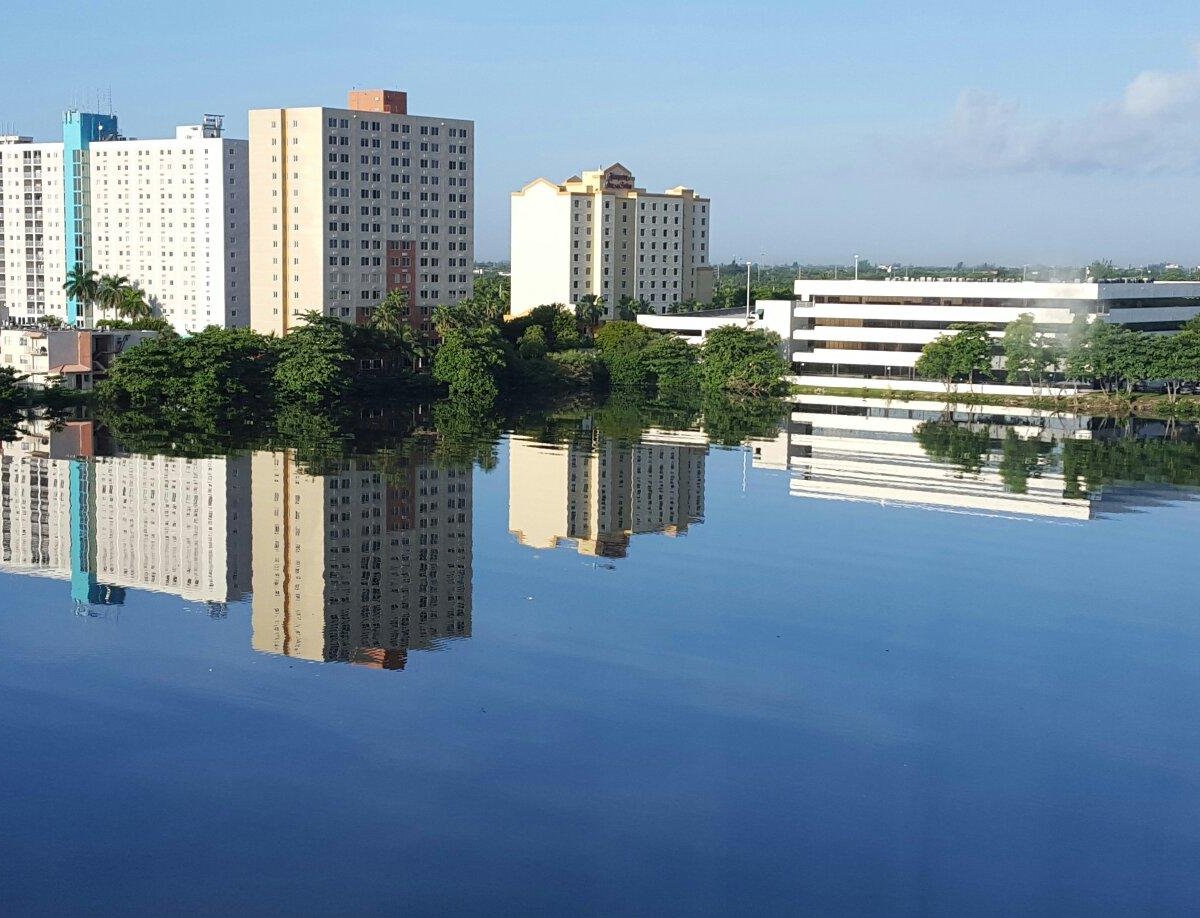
510, 163, 713, 317
249, 89, 474, 338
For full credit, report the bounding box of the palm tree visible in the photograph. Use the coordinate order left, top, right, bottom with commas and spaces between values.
369, 289, 412, 341
117, 284, 152, 322
62, 266, 99, 325
96, 274, 131, 323
575, 294, 606, 335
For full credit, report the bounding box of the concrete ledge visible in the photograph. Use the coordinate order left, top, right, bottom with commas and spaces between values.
790, 375, 1085, 397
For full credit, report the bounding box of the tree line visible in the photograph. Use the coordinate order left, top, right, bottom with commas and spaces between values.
915, 314, 1200, 399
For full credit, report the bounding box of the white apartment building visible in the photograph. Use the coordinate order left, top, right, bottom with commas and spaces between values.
510, 163, 713, 317
789, 278, 1200, 392
249, 89, 474, 339
0, 136, 67, 322
89, 117, 249, 332
1, 112, 248, 332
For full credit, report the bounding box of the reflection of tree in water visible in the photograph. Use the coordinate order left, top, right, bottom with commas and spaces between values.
999, 429, 1054, 494
913, 420, 991, 477
1062, 434, 1200, 499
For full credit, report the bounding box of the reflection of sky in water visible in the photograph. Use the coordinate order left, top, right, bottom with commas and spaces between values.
0, 412, 1197, 914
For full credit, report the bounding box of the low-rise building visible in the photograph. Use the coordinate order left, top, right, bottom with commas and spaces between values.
0, 327, 155, 389
788, 278, 1200, 392
511, 163, 712, 317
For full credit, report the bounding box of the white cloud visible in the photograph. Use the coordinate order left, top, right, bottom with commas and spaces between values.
931, 45, 1200, 175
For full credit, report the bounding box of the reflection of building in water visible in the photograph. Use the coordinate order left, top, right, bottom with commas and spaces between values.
756, 395, 1097, 520
508, 432, 706, 558
251, 452, 472, 670
0, 422, 251, 605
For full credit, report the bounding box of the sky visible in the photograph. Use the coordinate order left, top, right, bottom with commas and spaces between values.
5, 0, 1200, 266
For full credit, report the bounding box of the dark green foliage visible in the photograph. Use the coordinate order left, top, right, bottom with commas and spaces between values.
593, 321, 660, 389
432, 325, 509, 404
273, 314, 358, 409
699, 325, 789, 395
517, 325, 548, 360
641, 334, 699, 392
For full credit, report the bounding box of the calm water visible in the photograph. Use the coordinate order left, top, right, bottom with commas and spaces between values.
1, 398, 1198, 915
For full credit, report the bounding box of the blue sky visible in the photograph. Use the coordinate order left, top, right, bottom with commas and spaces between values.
6, 0, 1200, 265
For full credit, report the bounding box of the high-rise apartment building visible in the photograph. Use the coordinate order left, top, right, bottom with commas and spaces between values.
510, 163, 713, 317
1, 133, 68, 323
0, 110, 248, 332
251, 450, 472, 669
89, 117, 249, 332
249, 89, 475, 338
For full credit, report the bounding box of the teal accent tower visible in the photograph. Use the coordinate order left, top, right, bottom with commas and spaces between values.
63, 110, 120, 325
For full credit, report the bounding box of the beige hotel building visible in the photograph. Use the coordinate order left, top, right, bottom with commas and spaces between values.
249, 89, 474, 339
510, 163, 713, 317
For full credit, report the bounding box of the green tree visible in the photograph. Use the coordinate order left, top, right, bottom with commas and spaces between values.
273, 312, 358, 408
594, 321, 660, 389
915, 324, 994, 391
998, 429, 1051, 494
700, 325, 789, 395
616, 295, 640, 322
432, 324, 509, 404
1087, 259, 1119, 281
517, 324, 548, 359
641, 334, 699, 392
117, 284, 153, 321
575, 294, 606, 336
96, 274, 131, 322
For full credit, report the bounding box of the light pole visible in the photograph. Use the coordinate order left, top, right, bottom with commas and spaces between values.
745, 261, 752, 322
1022, 264, 1029, 282
854, 253, 861, 281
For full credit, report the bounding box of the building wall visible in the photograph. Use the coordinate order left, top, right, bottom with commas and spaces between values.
510, 180, 572, 313
250, 92, 475, 338
89, 129, 249, 332
789, 278, 1200, 390
510, 164, 711, 317
0, 139, 67, 322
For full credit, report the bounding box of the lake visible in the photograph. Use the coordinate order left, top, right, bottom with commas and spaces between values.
0, 396, 1198, 915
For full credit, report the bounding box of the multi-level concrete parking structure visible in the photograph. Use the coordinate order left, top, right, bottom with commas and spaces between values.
788, 279, 1200, 391
249, 89, 474, 339
510, 163, 713, 317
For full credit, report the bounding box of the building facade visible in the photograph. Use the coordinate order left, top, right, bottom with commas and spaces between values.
249, 89, 474, 339
1, 110, 248, 332
510, 163, 713, 317
0, 134, 68, 324
89, 117, 249, 332
788, 278, 1200, 391
0, 327, 156, 389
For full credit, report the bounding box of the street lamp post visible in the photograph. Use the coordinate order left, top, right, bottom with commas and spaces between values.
745, 261, 752, 322
854, 253, 861, 281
